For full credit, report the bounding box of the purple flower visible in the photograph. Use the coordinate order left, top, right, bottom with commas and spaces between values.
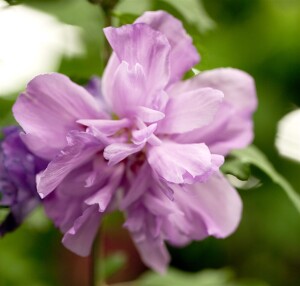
12, 11, 257, 272
0, 126, 47, 235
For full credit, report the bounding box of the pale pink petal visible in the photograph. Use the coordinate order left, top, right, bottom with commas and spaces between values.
147, 141, 223, 184
124, 203, 170, 273
62, 205, 102, 257
103, 143, 144, 166
77, 118, 131, 136
121, 163, 151, 209
85, 165, 124, 211
37, 132, 103, 198
106, 61, 147, 117
135, 106, 165, 123
136, 11, 199, 83
157, 87, 223, 134
13, 73, 105, 160
133, 235, 170, 274
173, 172, 242, 241
103, 23, 170, 112
132, 124, 157, 145
172, 68, 257, 155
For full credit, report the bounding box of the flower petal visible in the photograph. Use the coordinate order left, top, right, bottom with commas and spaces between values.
133, 234, 170, 274
172, 172, 242, 242
102, 23, 170, 111
132, 124, 157, 145
124, 204, 170, 273
13, 73, 105, 160
170, 68, 257, 114
135, 106, 165, 123
62, 205, 102, 257
85, 165, 124, 212
172, 68, 257, 155
147, 141, 223, 184
276, 109, 300, 161
136, 11, 199, 83
103, 143, 144, 166
105, 61, 147, 117
77, 118, 131, 136
37, 132, 103, 199
157, 87, 223, 134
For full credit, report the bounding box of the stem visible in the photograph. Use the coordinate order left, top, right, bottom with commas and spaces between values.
87, 0, 119, 66
89, 245, 96, 286
89, 227, 104, 286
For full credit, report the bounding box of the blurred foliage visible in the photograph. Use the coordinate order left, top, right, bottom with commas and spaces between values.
1, 0, 300, 286
101, 252, 127, 281
0, 98, 15, 129
222, 145, 300, 213
137, 268, 269, 286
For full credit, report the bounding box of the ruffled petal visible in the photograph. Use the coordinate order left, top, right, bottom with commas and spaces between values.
44, 157, 114, 233
166, 172, 242, 245
85, 165, 124, 212
157, 87, 223, 134
103, 143, 144, 166
77, 118, 130, 136
105, 61, 147, 117
13, 73, 105, 160
62, 205, 101, 257
135, 106, 165, 123
136, 11, 199, 83
124, 203, 170, 273
172, 68, 257, 155
147, 141, 223, 184
132, 124, 158, 145
102, 23, 170, 112
37, 132, 103, 198
133, 234, 170, 274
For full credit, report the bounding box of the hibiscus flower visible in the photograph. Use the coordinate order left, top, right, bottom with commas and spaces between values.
12, 11, 257, 273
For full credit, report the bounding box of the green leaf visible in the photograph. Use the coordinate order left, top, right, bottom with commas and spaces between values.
101, 252, 126, 280
112, 11, 139, 25
137, 268, 269, 286
222, 157, 251, 181
231, 145, 300, 214
157, 0, 215, 33
24, 206, 51, 232
0, 208, 9, 223
0, 98, 15, 129
114, 0, 152, 16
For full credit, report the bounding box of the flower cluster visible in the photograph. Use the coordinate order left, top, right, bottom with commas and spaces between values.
11, 11, 256, 272
0, 127, 47, 235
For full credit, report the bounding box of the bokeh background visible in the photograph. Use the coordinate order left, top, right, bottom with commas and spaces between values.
0, 0, 299, 285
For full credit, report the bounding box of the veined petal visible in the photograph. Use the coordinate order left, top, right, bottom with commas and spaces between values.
13, 73, 105, 160
135, 106, 165, 123
37, 132, 103, 199
77, 118, 131, 136
174, 172, 242, 240
171, 68, 257, 155
124, 204, 170, 274
103, 23, 170, 111
104, 143, 144, 166
132, 124, 157, 145
106, 61, 147, 117
62, 205, 102, 257
157, 87, 223, 134
147, 141, 223, 184
133, 234, 170, 274
85, 165, 124, 212
136, 11, 199, 83
170, 68, 257, 114
121, 163, 150, 209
